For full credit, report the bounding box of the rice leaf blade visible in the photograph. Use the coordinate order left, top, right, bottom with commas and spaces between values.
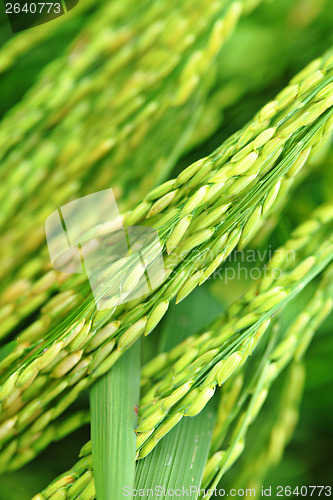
135, 406, 215, 499
135, 287, 219, 498
90, 340, 141, 500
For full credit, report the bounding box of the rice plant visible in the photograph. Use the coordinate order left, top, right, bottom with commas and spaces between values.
0, 0, 332, 499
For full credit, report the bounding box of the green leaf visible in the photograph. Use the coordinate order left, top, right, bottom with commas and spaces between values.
135, 286, 220, 498
135, 405, 215, 499
158, 286, 223, 352
90, 340, 141, 500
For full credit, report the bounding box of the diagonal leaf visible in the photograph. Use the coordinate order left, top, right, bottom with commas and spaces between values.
135, 405, 215, 499
158, 286, 223, 352
135, 286, 220, 499
90, 340, 141, 500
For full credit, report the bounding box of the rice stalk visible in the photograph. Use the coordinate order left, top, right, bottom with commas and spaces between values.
0, 51, 333, 465
30, 262, 333, 499
134, 208, 333, 457
229, 363, 306, 495
0, 0, 265, 347
0, 0, 256, 286
1, 45, 333, 349
0, 409, 90, 473
1, 198, 332, 472
0, 0, 99, 74
200, 266, 333, 497
2, 0, 332, 333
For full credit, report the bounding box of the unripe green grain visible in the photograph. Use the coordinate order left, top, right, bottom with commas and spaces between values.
43, 474, 76, 498
52, 379, 89, 419
147, 190, 178, 218
288, 146, 313, 178
179, 228, 215, 255
225, 174, 257, 196
260, 100, 279, 120
146, 179, 177, 201
239, 205, 262, 247
30, 410, 54, 434
117, 317, 147, 350
0, 417, 17, 441
0, 371, 19, 400
67, 322, 92, 352
165, 269, 189, 300
250, 287, 287, 311
185, 386, 215, 416
0, 441, 17, 468
88, 340, 116, 374
230, 142, 254, 163
51, 351, 83, 378
67, 471, 93, 499
202, 451, 225, 487
173, 348, 199, 373
224, 440, 245, 470
17, 399, 42, 428
211, 231, 229, 255
223, 228, 242, 258
166, 215, 192, 254
152, 410, 183, 443
299, 70, 324, 95
188, 349, 219, 374
17, 359, 40, 388
276, 84, 298, 109
200, 252, 225, 285
263, 180, 281, 214
121, 262, 146, 294
90, 350, 123, 379
40, 380, 69, 407
234, 312, 260, 331
231, 151, 258, 175
61, 320, 86, 347
3, 45, 333, 471
86, 321, 120, 352
180, 185, 209, 216
136, 436, 158, 459
141, 353, 168, 378
191, 203, 230, 232
80, 479, 96, 500
287, 256, 316, 282
217, 352, 242, 386
176, 159, 206, 187
202, 360, 224, 387
136, 406, 166, 433
176, 271, 203, 304
161, 382, 192, 411
49, 489, 67, 500
67, 358, 92, 386
136, 429, 154, 450
145, 300, 169, 335
187, 161, 214, 190
125, 201, 152, 226
36, 343, 64, 371
253, 127, 276, 150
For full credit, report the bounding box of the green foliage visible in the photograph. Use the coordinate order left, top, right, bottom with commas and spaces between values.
0, 0, 332, 498
90, 342, 140, 500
